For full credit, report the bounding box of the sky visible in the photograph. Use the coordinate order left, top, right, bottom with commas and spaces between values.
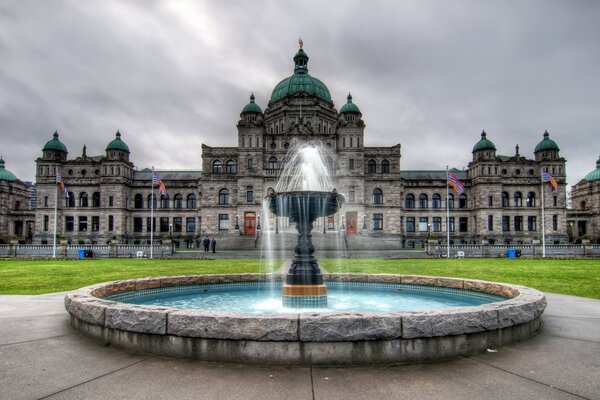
1, 0, 599, 189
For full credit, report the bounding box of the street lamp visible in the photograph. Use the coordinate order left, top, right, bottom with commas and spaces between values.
341, 213, 345, 230
257, 214, 261, 231
362, 214, 367, 230
235, 214, 239, 230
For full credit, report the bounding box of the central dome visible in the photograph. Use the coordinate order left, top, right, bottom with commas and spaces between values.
270, 47, 332, 103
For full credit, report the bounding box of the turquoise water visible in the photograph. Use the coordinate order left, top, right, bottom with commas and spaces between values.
107, 281, 505, 314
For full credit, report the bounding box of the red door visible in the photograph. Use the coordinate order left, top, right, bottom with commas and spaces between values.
346, 212, 357, 235
244, 212, 256, 235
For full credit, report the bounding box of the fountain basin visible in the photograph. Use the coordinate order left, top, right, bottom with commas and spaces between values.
65, 274, 546, 365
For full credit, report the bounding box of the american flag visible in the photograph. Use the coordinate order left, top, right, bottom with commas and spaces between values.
447, 172, 465, 194
542, 171, 558, 192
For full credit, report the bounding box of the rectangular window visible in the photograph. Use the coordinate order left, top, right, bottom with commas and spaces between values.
247, 158, 253, 171
109, 196, 114, 207
65, 216, 74, 232
502, 216, 510, 232
433, 217, 442, 232
349, 186, 355, 203
514, 216, 523, 231
44, 196, 49, 207
219, 214, 229, 230
348, 159, 354, 169
419, 217, 428, 232
146, 217, 156, 232
488, 196, 493, 207
160, 217, 169, 232
406, 217, 415, 232
246, 186, 254, 203
134, 217, 143, 232
173, 217, 182, 232
553, 214, 558, 231
108, 215, 114, 231
372, 214, 383, 230
488, 215, 493, 231
448, 217, 455, 232
459, 217, 468, 232
553, 196, 557, 207
78, 216, 88, 232
92, 216, 100, 232
528, 216, 536, 231
44, 215, 49, 231
186, 217, 196, 232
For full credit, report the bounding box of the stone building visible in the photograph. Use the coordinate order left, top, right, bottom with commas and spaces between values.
30, 44, 571, 248
568, 157, 600, 242
0, 156, 35, 243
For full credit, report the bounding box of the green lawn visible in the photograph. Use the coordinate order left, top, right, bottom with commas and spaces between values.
0, 258, 599, 299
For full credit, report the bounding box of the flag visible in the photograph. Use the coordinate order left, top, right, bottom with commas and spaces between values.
542, 171, 558, 192
55, 170, 69, 198
152, 170, 167, 195
447, 172, 465, 194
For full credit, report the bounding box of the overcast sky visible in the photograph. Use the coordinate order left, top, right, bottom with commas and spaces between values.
1, 0, 599, 188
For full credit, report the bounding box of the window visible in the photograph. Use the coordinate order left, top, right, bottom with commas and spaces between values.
92, 216, 100, 232
134, 217, 143, 232
161, 195, 170, 209
78, 216, 88, 232
284, 142, 290, 149
67, 193, 75, 208
187, 194, 196, 209
432, 194, 441, 209
147, 194, 157, 209
186, 217, 196, 232
459, 217, 468, 232
173, 217, 182, 232
514, 216, 523, 231
65, 216, 74, 232
447, 193, 455, 209
553, 196, 557, 207
372, 188, 383, 205
247, 158, 253, 171
44, 196, 48, 207
459, 194, 467, 209
502, 192, 509, 207
219, 214, 229, 230
44, 215, 49, 231
147, 217, 156, 232
108, 215, 114, 231
528, 216, 537, 231
349, 186, 355, 203
552, 214, 558, 231
433, 217, 442, 232
367, 160, 376, 174
381, 160, 390, 173
218, 188, 230, 205
525, 192, 535, 207
405, 193, 415, 209
109, 196, 114, 207
502, 216, 510, 231
174, 194, 183, 209
79, 192, 88, 207
246, 186, 254, 203
419, 194, 428, 208
448, 217, 455, 232
488, 195, 493, 207
372, 214, 383, 230
160, 217, 169, 232
212, 160, 222, 174
514, 192, 523, 207
225, 160, 235, 174
268, 157, 278, 170
406, 217, 415, 232
92, 192, 100, 207
488, 215, 493, 231
134, 194, 143, 209
419, 217, 429, 232
270, 142, 276, 149
348, 159, 354, 170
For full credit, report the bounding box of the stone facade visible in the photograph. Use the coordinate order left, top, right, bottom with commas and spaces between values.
568, 157, 600, 242
0, 157, 35, 243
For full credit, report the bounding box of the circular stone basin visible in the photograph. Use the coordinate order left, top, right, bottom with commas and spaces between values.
65, 274, 546, 365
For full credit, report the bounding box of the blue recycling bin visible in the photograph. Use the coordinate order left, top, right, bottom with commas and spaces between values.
78, 249, 86, 259
507, 249, 517, 259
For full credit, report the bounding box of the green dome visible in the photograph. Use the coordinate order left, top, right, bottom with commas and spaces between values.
241, 93, 262, 114
534, 130, 560, 153
270, 47, 332, 103
472, 130, 496, 152
42, 131, 68, 153
0, 157, 17, 181
584, 156, 600, 182
339, 93, 361, 114
106, 131, 130, 152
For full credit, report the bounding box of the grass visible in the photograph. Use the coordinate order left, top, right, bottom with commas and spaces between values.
0, 258, 599, 299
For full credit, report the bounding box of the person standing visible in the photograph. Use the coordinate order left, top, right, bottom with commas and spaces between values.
210, 237, 216, 253
203, 237, 210, 252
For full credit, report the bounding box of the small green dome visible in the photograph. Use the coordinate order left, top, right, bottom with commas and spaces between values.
472, 130, 496, 152
0, 157, 17, 181
42, 131, 68, 153
270, 46, 332, 103
241, 93, 262, 114
339, 93, 361, 114
584, 156, 600, 182
534, 130, 560, 153
106, 131, 130, 152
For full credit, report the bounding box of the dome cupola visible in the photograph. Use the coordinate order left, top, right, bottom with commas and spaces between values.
106, 130, 130, 153
584, 156, 600, 182
472, 130, 496, 152
339, 93, 361, 114
241, 93, 262, 114
534, 130, 560, 153
0, 156, 17, 182
42, 131, 68, 153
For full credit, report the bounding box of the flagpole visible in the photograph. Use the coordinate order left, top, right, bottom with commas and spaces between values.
150, 166, 154, 259
541, 167, 546, 258
52, 182, 58, 258
446, 166, 450, 258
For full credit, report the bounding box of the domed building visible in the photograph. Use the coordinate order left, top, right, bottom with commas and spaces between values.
569, 156, 600, 242
0, 156, 35, 243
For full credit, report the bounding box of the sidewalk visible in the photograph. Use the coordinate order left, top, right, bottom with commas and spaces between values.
0, 292, 598, 400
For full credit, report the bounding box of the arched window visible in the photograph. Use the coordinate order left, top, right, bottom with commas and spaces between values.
212, 160, 222, 174
459, 193, 467, 209
174, 194, 183, 209
219, 188, 229, 205
501, 192, 509, 207
514, 192, 523, 207
79, 192, 88, 207
92, 192, 100, 208
225, 160, 235, 174
187, 194, 196, 209
134, 194, 143, 209
147, 194, 157, 209
367, 159, 376, 174
161, 194, 169, 209
419, 194, 428, 208
432, 194, 441, 209
270, 142, 276, 149
405, 193, 415, 209
284, 142, 290, 149
527, 192, 536, 207
381, 160, 390, 173
67, 192, 75, 208
372, 188, 383, 205
268, 156, 278, 170
448, 193, 455, 209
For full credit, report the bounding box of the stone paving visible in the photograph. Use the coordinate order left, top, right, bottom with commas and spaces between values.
0, 291, 599, 400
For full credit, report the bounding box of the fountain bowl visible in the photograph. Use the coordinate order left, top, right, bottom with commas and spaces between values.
267, 190, 344, 222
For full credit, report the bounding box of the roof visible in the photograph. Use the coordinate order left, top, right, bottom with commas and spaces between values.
241, 93, 262, 114
584, 156, 600, 182
134, 170, 202, 181
472, 130, 496, 152
400, 170, 469, 181
534, 130, 560, 152
0, 156, 17, 181
106, 131, 130, 152
339, 93, 361, 114
42, 131, 68, 153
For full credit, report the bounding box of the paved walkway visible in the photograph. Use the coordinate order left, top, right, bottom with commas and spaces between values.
1, 291, 599, 400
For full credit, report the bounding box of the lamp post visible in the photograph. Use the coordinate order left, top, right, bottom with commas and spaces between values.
362, 214, 367, 230
427, 223, 431, 254
235, 214, 239, 230
341, 213, 345, 230
257, 214, 261, 231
